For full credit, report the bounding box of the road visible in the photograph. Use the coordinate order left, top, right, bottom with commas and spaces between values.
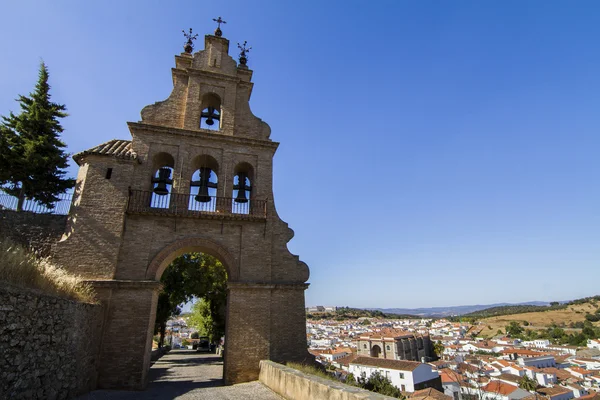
78, 349, 281, 400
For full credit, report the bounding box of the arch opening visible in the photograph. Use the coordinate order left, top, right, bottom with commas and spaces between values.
152, 250, 229, 385
200, 93, 222, 131
232, 162, 254, 215
370, 344, 382, 358
189, 154, 219, 212
150, 152, 175, 208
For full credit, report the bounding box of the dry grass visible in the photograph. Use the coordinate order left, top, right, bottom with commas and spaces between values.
286, 362, 336, 381
478, 303, 600, 336
0, 239, 96, 303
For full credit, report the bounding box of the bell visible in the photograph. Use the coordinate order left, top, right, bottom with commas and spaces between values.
201, 107, 220, 127
152, 167, 172, 196
233, 172, 251, 203
195, 185, 211, 203
191, 167, 218, 203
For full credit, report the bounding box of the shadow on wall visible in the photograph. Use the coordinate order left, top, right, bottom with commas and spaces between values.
0, 210, 67, 256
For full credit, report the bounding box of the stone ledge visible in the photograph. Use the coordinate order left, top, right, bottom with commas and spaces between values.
259, 360, 395, 400
228, 282, 309, 291
83, 279, 161, 290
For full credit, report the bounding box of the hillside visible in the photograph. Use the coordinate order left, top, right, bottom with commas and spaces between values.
371, 301, 550, 317
476, 299, 600, 338
307, 307, 419, 321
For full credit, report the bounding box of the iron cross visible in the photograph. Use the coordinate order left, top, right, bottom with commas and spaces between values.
213, 17, 226, 29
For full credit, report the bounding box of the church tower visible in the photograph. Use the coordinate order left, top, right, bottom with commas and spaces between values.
54, 23, 311, 389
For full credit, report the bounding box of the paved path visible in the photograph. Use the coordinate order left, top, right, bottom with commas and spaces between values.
79, 349, 281, 400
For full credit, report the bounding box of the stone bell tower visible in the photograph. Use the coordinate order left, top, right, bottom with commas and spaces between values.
53, 23, 311, 389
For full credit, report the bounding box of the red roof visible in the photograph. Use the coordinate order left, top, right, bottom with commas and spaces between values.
482, 381, 519, 396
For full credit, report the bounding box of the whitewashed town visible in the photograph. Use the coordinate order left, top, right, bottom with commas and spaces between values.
304, 306, 600, 400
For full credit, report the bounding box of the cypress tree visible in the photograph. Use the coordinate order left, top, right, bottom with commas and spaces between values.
0, 62, 75, 211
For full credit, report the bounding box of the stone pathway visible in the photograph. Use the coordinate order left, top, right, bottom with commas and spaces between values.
78, 349, 282, 400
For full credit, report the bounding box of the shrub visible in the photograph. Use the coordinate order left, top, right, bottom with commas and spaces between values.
0, 239, 96, 303
585, 314, 600, 322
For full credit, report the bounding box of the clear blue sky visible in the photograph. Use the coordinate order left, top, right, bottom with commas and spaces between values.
1, 1, 598, 308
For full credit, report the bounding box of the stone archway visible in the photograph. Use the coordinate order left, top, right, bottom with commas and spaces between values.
371, 344, 382, 358
146, 238, 235, 384
146, 237, 239, 282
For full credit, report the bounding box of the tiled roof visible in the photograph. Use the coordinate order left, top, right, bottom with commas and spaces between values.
537, 386, 572, 397
74, 139, 137, 164
358, 328, 422, 340
411, 388, 452, 400
350, 356, 424, 371
482, 381, 519, 396
496, 374, 521, 385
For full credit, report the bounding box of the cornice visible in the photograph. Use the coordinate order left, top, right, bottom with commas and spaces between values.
127, 122, 279, 150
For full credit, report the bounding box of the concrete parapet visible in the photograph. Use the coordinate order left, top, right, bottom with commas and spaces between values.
259, 360, 395, 400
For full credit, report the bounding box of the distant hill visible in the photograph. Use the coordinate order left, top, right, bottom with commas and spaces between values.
369, 301, 552, 318
307, 307, 420, 321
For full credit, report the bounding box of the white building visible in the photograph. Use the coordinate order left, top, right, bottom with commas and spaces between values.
517, 355, 556, 369
587, 339, 600, 350
349, 357, 441, 392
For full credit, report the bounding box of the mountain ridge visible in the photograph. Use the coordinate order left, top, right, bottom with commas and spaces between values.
367, 301, 557, 317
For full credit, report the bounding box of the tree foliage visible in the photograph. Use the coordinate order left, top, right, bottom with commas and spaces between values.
433, 341, 445, 357
505, 321, 524, 336
0, 62, 74, 210
354, 371, 404, 398
154, 253, 227, 347
518, 375, 537, 392
307, 307, 419, 321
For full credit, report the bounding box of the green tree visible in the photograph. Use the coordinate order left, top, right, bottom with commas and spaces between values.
361, 371, 404, 398
154, 253, 227, 347
0, 63, 74, 210
188, 299, 217, 342
506, 321, 523, 336
518, 375, 537, 392
433, 341, 445, 358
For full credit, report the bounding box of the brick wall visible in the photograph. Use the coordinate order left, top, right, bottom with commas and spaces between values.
0, 282, 102, 399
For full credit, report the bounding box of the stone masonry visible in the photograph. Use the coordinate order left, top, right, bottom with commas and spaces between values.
0, 282, 102, 399
0, 210, 67, 256
52, 31, 311, 389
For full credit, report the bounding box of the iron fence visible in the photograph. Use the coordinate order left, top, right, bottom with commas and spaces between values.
127, 190, 267, 219
0, 192, 73, 215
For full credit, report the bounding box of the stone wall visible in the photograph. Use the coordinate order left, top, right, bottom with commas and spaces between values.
0, 282, 102, 399
0, 210, 67, 256
259, 360, 395, 400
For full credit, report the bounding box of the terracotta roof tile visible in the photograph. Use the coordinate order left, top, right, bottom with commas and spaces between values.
411, 388, 453, 400
350, 356, 425, 371
74, 139, 137, 164
482, 381, 519, 396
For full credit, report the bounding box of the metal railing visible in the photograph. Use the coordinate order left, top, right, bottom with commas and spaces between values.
127, 190, 267, 219
0, 192, 73, 215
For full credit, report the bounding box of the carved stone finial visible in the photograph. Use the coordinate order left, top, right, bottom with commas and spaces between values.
212, 17, 227, 37
237, 41, 252, 66
182, 28, 198, 54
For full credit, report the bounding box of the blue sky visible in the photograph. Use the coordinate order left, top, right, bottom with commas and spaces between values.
1, 1, 598, 308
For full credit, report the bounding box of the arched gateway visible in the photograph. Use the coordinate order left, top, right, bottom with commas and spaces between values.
53, 27, 311, 390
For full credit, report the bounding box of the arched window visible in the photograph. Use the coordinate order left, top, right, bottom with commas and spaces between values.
232, 162, 253, 215
150, 152, 175, 209
189, 155, 219, 212
200, 93, 221, 131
